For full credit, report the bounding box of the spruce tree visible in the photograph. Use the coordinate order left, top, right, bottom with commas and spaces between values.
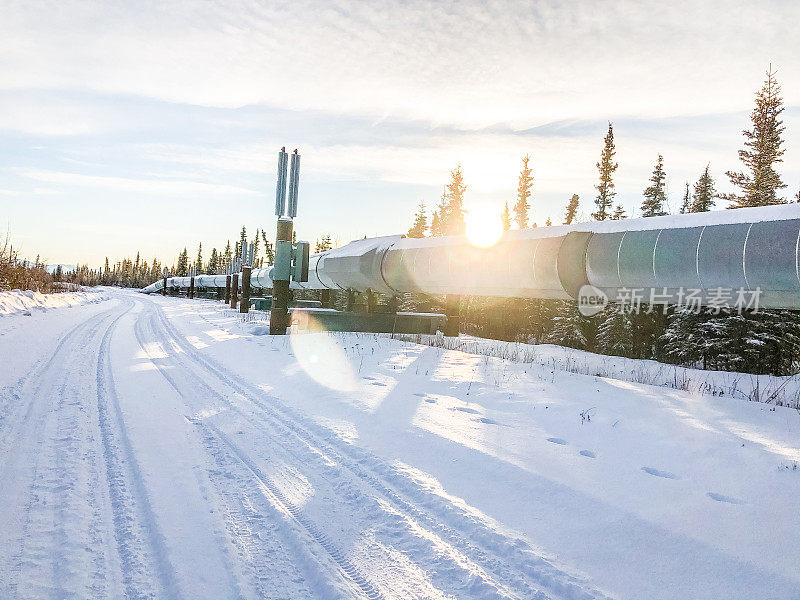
598, 206, 634, 353
315, 234, 333, 253
545, 217, 552, 226
514, 155, 533, 229
722, 66, 787, 207
592, 123, 618, 221
442, 165, 466, 235
223, 241, 232, 266
564, 194, 579, 224
195, 243, 203, 274
596, 305, 633, 357
680, 182, 691, 214
207, 247, 219, 274
714, 67, 798, 375
661, 167, 714, 365
641, 154, 668, 217
430, 211, 442, 236
545, 301, 587, 349
501, 202, 511, 231
176, 248, 189, 276
610, 204, 627, 220
691, 165, 716, 213
260, 231, 274, 265
407, 201, 428, 238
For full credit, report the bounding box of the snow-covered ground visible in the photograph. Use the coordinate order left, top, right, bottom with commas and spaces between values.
393, 334, 800, 409
0, 288, 798, 600
0, 287, 107, 316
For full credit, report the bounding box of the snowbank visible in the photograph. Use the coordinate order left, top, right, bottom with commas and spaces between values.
392, 333, 800, 409
0, 288, 108, 316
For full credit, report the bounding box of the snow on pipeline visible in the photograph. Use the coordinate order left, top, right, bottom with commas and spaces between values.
0, 287, 108, 316
0, 288, 798, 600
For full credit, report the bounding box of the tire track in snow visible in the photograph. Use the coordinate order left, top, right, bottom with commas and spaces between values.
148, 299, 608, 600
0, 304, 121, 598
148, 304, 520, 599
0, 304, 115, 455
95, 299, 183, 600
135, 305, 378, 600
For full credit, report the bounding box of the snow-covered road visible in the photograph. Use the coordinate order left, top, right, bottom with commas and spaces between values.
1, 289, 798, 599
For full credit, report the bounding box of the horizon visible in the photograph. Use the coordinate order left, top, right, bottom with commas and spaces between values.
1, 0, 799, 268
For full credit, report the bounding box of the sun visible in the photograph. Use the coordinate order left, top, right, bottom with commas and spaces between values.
465, 205, 504, 248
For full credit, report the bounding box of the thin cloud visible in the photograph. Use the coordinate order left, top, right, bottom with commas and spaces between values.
0, 1, 797, 128
14, 169, 259, 197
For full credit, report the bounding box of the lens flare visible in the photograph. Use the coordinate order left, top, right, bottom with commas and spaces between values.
289, 316, 357, 392
465, 205, 503, 248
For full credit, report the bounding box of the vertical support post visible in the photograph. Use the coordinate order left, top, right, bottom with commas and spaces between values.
366, 289, 377, 313
346, 289, 355, 312
269, 218, 293, 335
240, 265, 251, 313
230, 272, 239, 309
320, 289, 331, 308
162, 276, 167, 296
444, 294, 460, 337
225, 275, 231, 303
189, 276, 195, 299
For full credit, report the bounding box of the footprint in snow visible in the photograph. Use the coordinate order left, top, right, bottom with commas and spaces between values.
362, 376, 375, 381
370, 381, 387, 386
452, 407, 480, 414
641, 467, 680, 480
424, 398, 436, 404
707, 492, 744, 504
476, 417, 500, 425
579, 450, 596, 458
412, 392, 426, 397
547, 437, 567, 445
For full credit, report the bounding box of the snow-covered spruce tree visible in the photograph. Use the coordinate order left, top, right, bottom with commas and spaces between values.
223, 240, 232, 266
691, 165, 716, 213
501, 202, 511, 231
407, 201, 428, 238
564, 194, 579, 224
545, 300, 587, 350
721, 66, 787, 207
640, 154, 668, 217
595, 305, 633, 357
514, 155, 533, 229
592, 123, 618, 221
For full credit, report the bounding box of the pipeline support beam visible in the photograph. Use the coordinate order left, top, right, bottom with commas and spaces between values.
270, 218, 293, 334
240, 266, 252, 314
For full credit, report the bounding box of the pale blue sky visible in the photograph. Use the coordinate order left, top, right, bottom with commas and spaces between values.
1, 0, 798, 266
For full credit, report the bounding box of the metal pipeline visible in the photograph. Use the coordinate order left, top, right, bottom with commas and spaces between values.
142, 204, 800, 310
